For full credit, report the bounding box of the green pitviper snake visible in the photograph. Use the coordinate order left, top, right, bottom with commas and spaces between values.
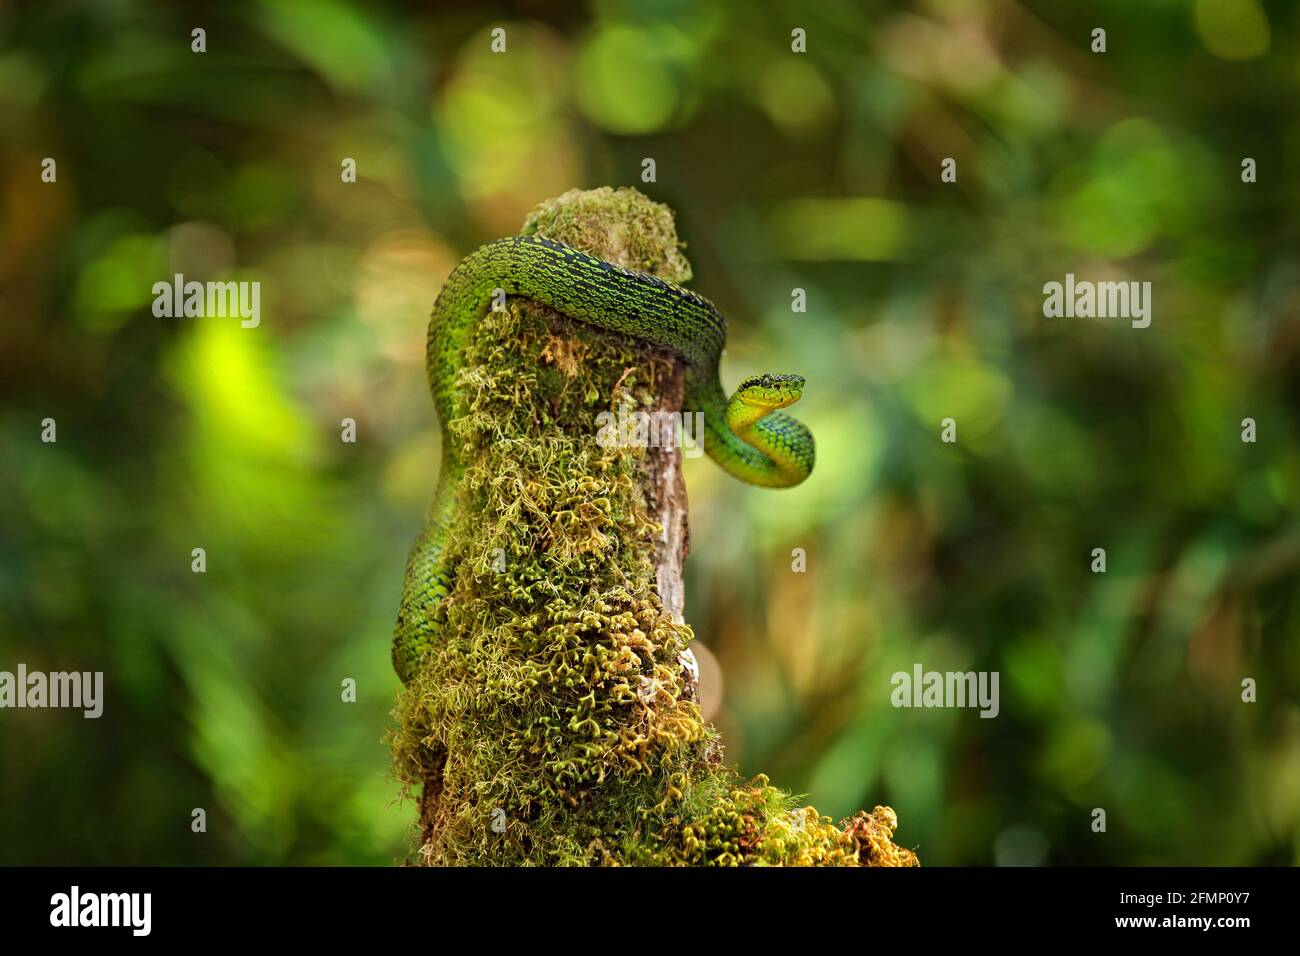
393, 234, 815, 683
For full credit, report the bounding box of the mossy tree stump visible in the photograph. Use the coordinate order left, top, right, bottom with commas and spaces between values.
392, 187, 917, 866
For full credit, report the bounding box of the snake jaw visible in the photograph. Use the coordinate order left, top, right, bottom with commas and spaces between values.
735, 373, 806, 409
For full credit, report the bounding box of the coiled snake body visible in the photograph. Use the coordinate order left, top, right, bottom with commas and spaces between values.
393, 235, 815, 683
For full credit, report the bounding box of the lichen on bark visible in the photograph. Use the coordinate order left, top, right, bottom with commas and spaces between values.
391, 186, 918, 867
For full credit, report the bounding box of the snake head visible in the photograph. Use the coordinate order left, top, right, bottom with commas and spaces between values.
735, 373, 806, 409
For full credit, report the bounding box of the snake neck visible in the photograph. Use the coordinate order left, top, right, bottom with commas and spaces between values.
689, 370, 814, 489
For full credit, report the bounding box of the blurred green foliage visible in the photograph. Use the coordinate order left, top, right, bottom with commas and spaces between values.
1, 0, 1298, 865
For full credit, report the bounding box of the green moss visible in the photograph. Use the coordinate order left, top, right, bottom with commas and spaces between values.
392, 187, 917, 867
521, 186, 693, 283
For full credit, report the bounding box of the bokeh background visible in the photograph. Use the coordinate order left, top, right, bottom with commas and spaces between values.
2, 0, 1298, 865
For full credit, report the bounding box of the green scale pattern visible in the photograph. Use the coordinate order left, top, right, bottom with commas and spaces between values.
393, 235, 814, 683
